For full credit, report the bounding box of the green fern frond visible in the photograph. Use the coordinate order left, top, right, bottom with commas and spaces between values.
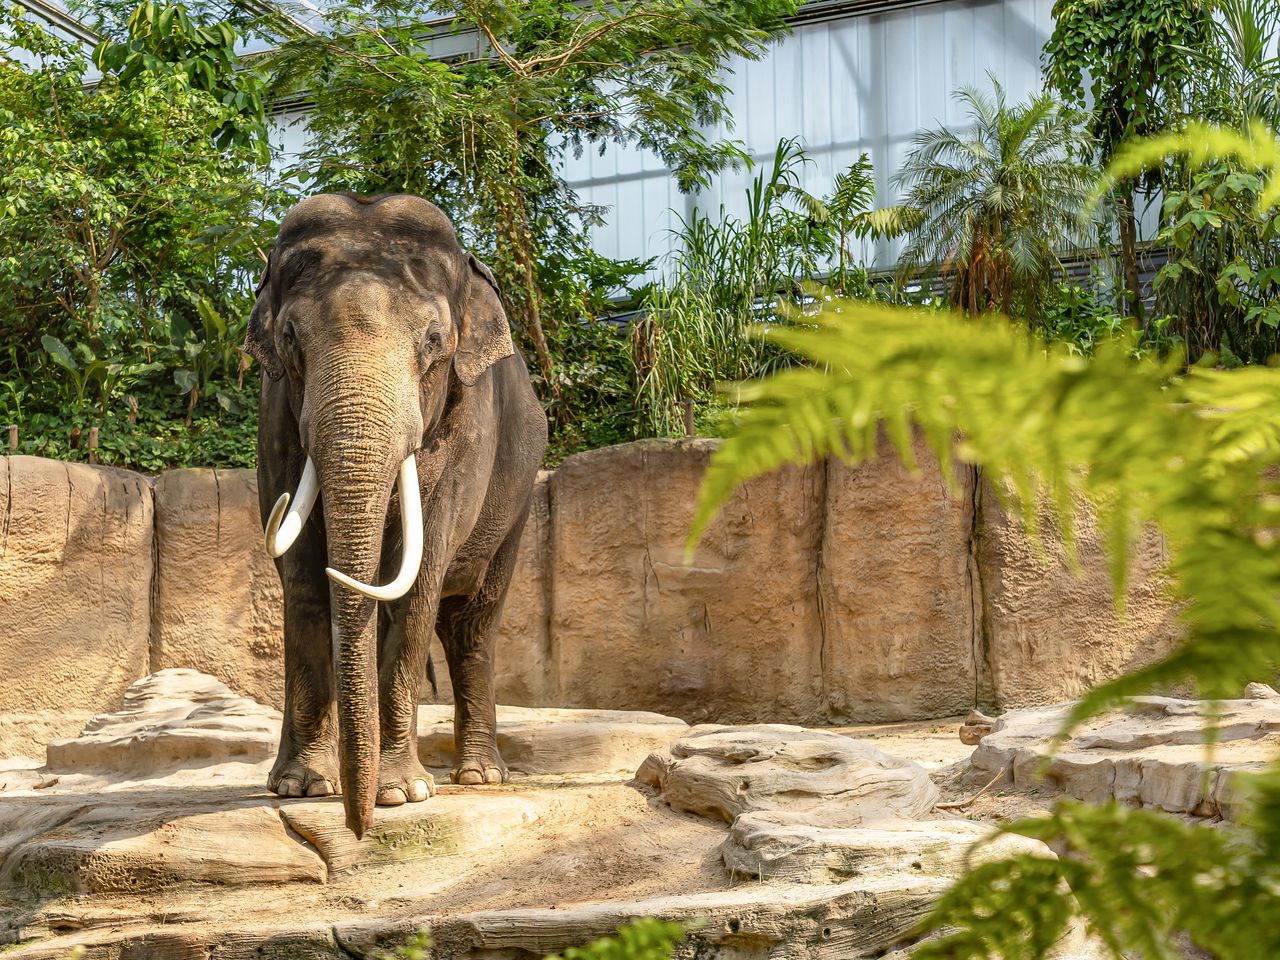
690, 299, 1280, 732
1099, 120, 1280, 211
916, 791, 1280, 959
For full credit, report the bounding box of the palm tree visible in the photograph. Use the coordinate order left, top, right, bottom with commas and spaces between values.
890, 80, 1096, 321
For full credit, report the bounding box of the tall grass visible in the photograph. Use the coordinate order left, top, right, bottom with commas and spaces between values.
633, 139, 885, 437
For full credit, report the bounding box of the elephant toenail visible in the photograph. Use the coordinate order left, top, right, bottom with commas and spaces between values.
305, 780, 332, 797
407, 779, 429, 802
278, 778, 302, 797
457, 768, 484, 785
378, 786, 408, 806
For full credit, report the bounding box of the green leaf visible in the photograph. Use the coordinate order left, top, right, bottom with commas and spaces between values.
40, 335, 78, 373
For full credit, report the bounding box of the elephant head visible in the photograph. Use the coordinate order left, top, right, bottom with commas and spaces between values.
243, 193, 513, 835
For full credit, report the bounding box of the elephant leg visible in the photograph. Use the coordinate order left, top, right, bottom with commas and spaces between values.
270, 534, 340, 799
436, 526, 523, 786
374, 594, 438, 806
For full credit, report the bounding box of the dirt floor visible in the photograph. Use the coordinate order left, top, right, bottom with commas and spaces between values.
0, 712, 1072, 959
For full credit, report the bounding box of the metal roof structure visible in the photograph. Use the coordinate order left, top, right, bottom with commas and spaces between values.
13, 0, 98, 44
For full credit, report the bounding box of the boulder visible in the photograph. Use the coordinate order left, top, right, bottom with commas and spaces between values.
0, 457, 153, 733
723, 812, 1041, 883
976, 486, 1182, 708
958, 708, 996, 745
1245, 681, 1279, 700
0, 801, 326, 894
417, 704, 688, 775
820, 435, 979, 721
969, 696, 1280, 817
548, 440, 826, 723
152, 468, 285, 708
637, 724, 939, 825
45, 669, 281, 776
637, 723, 1064, 955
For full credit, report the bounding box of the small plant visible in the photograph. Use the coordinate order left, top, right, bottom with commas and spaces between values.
383, 920, 686, 960
1040, 280, 1181, 357
544, 920, 687, 960
39, 335, 162, 415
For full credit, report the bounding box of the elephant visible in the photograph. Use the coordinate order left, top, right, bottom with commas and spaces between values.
243, 193, 548, 837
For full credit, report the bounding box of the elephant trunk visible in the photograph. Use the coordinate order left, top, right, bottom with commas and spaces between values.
311, 401, 407, 838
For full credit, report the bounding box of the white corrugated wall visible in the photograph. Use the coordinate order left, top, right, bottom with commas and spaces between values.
561, 0, 1055, 273
267, 0, 1058, 273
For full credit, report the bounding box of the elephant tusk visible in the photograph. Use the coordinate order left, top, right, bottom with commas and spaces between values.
265, 457, 319, 558
326, 454, 423, 602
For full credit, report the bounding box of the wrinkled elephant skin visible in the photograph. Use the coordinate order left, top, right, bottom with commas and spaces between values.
243, 194, 548, 836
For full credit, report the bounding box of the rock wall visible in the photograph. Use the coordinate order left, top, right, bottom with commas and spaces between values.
975, 484, 1182, 706
549, 441, 827, 723
819, 434, 980, 722
0, 441, 1185, 749
152, 468, 285, 709
0, 456, 153, 752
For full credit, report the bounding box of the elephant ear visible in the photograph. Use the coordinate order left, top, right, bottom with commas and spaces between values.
242, 253, 283, 381
455, 254, 515, 386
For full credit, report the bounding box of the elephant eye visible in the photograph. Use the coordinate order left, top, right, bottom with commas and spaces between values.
280, 324, 303, 375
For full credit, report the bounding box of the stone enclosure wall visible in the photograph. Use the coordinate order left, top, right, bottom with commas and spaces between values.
0, 439, 1182, 752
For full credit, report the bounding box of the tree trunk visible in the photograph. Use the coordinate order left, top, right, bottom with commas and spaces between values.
501, 135, 557, 399
510, 223, 556, 391
1116, 186, 1146, 326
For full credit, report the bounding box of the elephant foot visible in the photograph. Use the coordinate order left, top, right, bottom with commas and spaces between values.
452, 745, 508, 786
376, 754, 436, 806
269, 754, 340, 799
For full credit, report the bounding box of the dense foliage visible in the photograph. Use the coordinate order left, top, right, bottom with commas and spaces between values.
633, 140, 897, 437
1153, 160, 1280, 361
91, 0, 269, 152
1043, 0, 1213, 320
1143, 0, 1280, 362
0, 10, 281, 470
9, 0, 1280, 474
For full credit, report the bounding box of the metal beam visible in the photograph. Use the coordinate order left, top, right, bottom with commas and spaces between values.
12, 0, 99, 46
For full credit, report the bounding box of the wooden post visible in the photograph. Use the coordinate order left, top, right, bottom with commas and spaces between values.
682, 399, 695, 438
88, 426, 99, 464
6, 425, 15, 453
